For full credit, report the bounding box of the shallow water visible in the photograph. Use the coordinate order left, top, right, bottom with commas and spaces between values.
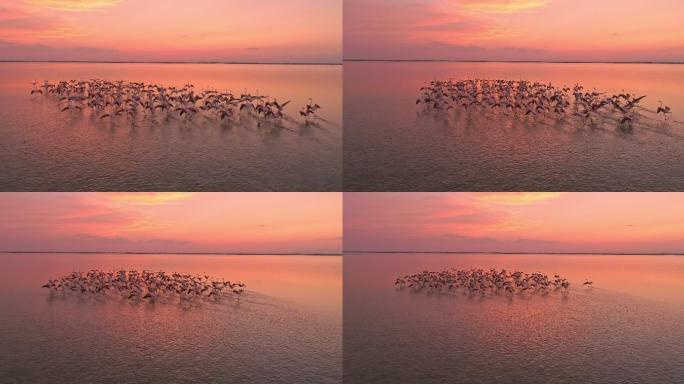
344, 62, 684, 191
0, 253, 341, 384
0, 63, 342, 191
344, 253, 684, 384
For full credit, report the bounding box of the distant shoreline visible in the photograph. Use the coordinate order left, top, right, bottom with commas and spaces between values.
344, 59, 684, 65
6, 60, 683, 65
0, 251, 341, 256
3, 251, 680, 256
345, 251, 684, 256
0, 60, 341, 66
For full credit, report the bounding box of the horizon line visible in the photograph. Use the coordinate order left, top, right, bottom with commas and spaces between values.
0, 60, 341, 66
5, 59, 681, 65
0, 251, 341, 256
344, 59, 684, 65
345, 251, 684, 256
2, 250, 682, 256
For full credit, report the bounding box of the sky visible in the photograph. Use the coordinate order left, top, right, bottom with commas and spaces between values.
0, 0, 341, 63
344, 193, 684, 254
0, 193, 342, 254
344, 0, 684, 62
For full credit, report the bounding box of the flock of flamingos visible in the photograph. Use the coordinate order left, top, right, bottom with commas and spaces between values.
416, 78, 673, 130
42, 269, 245, 304
30, 79, 321, 126
395, 268, 593, 296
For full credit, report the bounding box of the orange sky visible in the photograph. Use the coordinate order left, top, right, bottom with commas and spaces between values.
345, 0, 684, 62
0, 193, 342, 254
344, 193, 684, 254
0, 0, 341, 62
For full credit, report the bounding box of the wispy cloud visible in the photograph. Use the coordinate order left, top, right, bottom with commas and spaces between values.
344, 193, 684, 254
345, 0, 684, 61
460, 0, 551, 13
107, 193, 195, 205
0, 39, 119, 60
0, 193, 341, 254
0, 0, 341, 62
474, 193, 562, 205
0, 5, 58, 33
25, 0, 124, 11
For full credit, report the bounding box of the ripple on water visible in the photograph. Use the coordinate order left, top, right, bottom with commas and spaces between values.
344, 62, 684, 191
0, 63, 342, 191
344, 253, 684, 384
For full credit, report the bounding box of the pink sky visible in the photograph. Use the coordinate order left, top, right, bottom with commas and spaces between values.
0, 193, 342, 254
0, 0, 341, 62
345, 0, 684, 62
344, 193, 684, 254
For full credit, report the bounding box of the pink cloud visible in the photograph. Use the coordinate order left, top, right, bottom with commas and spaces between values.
460, 0, 551, 13
344, 0, 684, 62
0, 193, 342, 254
344, 193, 684, 254
25, 0, 124, 11
0, 0, 341, 62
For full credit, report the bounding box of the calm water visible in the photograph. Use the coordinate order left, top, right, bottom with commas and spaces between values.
344, 253, 684, 384
0, 253, 341, 384
0, 63, 341, 191
344, 62, 684, 191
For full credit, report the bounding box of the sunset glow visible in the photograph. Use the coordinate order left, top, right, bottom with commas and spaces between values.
344, 193, 684, 254
0, 0, 341, 62
0, 193, 342, 254
344, 0, 684, 62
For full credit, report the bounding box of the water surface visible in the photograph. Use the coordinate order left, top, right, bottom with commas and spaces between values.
0, 253, 341, 383
0, 63, 341, 191
344, 62, 684, 191
344, 253, 684, 383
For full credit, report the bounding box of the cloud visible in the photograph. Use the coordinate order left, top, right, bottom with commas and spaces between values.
474, 192, 562, 205
344, 229, 559, 253
0, 17, 45, 29
25, 0, 124, 11
345, 39, 549, 61
0, 193, 147, 241
416, 21, 481, 32
0, 193, 342, 254
73, 233, 194, 251
429, 41, 546, 55
0, 233, 195, 253
0, 195, 183, 252
344, 0, 683, 62
0, 39, 120, 60
344, 193, 568, 253
0, 5, 61, 35
107, 193, 195, 205
460, 0, 551, 13
1, 0, 341, 62
345, 193, 519, 247
343, 0, 551, 61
